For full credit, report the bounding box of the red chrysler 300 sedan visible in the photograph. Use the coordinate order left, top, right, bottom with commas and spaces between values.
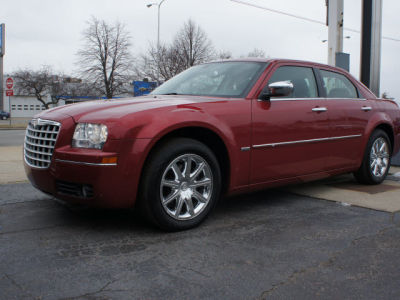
24, 59, 400, 230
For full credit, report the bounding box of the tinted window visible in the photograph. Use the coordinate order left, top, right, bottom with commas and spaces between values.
268, 66, 318, 98
320, 70, 358, 98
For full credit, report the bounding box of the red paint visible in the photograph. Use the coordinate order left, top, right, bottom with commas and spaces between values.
24, 59, 400, 208
5, 90, 13, 96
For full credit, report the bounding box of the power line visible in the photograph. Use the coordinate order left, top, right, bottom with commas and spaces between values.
230, 0, 400, 42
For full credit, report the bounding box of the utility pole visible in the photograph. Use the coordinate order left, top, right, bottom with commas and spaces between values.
360, 0, 382, 97
327, 0, 344, 66
0, 24, 5, 110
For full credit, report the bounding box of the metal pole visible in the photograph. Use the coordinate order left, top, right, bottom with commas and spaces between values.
0, 24, 4, 111
157, 0, 166, 84
8, 95, 11, 126
327, 0, 344, 66
157, 0, 166, 50
360, 0, 382, 97
0, 55, 3, 111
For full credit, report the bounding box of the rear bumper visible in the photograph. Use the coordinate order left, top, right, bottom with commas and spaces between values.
24, 139, 152, 208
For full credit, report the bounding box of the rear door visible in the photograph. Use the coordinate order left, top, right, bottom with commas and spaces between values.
251, 64, 331, 184
317, 68, 372, 170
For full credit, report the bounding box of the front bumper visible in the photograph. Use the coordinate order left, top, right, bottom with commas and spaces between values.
24, 138, 152, 208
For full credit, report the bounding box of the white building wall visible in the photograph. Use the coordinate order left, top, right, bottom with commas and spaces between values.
2, 91, 65, 118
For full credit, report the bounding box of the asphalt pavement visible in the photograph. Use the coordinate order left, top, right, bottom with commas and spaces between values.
0, 129, 26, 146
0, 183, 400, 300
1, 129, 400, 299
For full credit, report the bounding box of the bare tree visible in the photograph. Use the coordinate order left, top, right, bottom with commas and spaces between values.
174, 19, 214, 68
13, 66, 68, 109
13, 66, 101, 109
136, 19, 215, 82
136, 43, 186, 82
247, 48, 266, 58
217, 50, 233, 60
76, 17, 134, 99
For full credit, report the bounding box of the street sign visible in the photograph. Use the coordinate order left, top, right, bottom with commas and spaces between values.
6, 77, 13, 89
6, 90, 13, 96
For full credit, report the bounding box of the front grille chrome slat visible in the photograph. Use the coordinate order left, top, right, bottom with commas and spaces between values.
24, 118, 61, 169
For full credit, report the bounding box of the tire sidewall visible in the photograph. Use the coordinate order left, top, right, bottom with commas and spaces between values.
142, 138, 221, 231
364, 130, 391, 184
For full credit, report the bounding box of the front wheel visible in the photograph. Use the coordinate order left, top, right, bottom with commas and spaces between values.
139, 138, 221, 231
354, 129, 391, 185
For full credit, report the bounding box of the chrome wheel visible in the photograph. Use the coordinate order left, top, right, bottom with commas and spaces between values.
370, 137, 390, 178
160, 153, 213, 220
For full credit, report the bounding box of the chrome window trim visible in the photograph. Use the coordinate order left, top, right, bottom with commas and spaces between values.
253, 134, 362, 149
269, 97, 366, 102
269, 97, 323, 101
323, 97, 366, 101
55, 159, 117, 166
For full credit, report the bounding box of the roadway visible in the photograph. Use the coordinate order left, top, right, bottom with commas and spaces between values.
1, 129, 400, 299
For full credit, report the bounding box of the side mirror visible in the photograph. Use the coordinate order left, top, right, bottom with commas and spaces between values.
258, 81, 294, 101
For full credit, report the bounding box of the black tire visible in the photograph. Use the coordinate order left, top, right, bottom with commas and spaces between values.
354, 129, 391, 185
1, 116, 6, 120
139, 137, 221, 231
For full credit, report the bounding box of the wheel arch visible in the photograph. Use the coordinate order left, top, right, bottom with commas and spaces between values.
374, 122, 395, 153
140, 126, 231, 195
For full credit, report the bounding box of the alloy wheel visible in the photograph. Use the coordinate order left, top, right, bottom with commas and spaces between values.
370, 137, 390, 178
160, 153, 213, 220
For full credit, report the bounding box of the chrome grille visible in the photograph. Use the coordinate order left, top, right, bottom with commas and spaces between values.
24, 118, 61, 168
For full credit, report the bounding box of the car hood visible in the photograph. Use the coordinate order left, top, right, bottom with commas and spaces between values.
39, 95, 224, 123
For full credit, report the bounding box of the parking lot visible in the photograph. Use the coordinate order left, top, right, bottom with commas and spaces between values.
1, 129, 400, 299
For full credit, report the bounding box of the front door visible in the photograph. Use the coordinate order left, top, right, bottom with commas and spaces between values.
251, 65, 331, 184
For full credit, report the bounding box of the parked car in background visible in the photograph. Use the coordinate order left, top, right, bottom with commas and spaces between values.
0, 110, 10, 120
23, 59, 400, 231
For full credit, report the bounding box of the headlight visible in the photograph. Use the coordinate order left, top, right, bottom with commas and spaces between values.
72, 123, 108, 149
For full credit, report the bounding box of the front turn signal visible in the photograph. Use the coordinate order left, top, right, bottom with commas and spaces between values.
101, 157, 118, 164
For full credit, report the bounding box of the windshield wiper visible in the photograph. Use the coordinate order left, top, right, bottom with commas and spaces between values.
162, 92, 180, 95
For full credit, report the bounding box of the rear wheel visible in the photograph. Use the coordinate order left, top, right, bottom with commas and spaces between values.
140, 138, 221, 231
354, 129, 391, 185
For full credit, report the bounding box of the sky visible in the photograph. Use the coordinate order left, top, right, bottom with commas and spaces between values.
1, 0, 400, 99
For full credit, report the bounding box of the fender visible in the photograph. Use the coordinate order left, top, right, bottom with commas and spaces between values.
121, 101, 252, 193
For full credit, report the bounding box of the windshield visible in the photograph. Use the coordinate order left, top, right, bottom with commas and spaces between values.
151, 61, 267, 98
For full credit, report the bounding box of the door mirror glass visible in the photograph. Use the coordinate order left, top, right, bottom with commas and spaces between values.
259, 81, 294, 100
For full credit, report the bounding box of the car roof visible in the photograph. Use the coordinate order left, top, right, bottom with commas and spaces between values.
211, 58, 345, 71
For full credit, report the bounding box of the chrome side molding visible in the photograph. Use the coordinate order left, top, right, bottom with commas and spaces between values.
253, 134, 362, 149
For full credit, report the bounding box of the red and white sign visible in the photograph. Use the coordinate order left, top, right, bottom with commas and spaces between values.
6, 90, 13, 96
6, 77, 13, 89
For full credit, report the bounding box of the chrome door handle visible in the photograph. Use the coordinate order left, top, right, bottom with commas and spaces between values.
312, 107, 328, 112
361, 106, 372, 111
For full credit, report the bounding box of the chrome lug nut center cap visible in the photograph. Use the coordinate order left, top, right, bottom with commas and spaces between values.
180, 182, 189, 191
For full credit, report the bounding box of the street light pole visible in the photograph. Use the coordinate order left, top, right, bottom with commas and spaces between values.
147, 0, 166, 84
147, 0, 166, 50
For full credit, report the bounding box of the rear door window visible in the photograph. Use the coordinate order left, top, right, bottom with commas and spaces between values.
319, 70, 358, 98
